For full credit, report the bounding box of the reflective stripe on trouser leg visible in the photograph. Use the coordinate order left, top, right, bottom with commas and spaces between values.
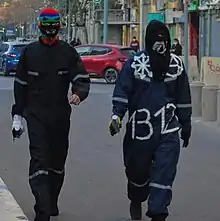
147, 131, 180, 218
123, 131, 153, 203
127, 178, 150, 202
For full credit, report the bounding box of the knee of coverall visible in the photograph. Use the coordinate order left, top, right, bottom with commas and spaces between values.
48, 118, 70, 172
148, 131, 180, 216
27, 118, 50, 177
125, 142, 154, 186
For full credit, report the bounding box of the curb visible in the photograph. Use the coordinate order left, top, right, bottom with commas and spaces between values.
0, 177, 28, 220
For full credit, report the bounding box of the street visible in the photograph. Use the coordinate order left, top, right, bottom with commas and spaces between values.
0, 76, 220, 221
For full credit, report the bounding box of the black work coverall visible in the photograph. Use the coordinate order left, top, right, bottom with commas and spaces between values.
112, 50, 191, 218
11, 39, 90, 220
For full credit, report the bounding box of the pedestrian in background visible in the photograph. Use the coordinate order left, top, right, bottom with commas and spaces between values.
11, 7, 90, 221
130, 36, 140, 52
171, 38, 182, 56
75, 37, 82, 46
70, 37, 76, 47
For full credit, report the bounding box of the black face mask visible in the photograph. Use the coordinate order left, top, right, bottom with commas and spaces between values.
39, 22, 60, 39
145, 20, 171, 81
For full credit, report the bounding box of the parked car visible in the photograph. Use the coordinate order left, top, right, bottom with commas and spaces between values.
0, 41, 30, 76
75, 44, 136, 83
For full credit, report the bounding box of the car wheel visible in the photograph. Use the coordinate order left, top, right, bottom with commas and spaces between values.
2, 61, 9, 76
104, 68, 118, 84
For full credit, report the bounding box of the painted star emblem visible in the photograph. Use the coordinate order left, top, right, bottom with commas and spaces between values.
131, 53, 152, 79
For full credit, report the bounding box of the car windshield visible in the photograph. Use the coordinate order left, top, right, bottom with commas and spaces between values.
75, 46, 91, 56
12, 45, 27, 53
120, 48, 136, 57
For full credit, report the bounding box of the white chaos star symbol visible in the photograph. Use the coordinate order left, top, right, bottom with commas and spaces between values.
131, 53, 152, 79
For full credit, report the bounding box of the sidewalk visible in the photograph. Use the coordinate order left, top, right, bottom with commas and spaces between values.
0, 177, 28, 221
193, 117, 220, 132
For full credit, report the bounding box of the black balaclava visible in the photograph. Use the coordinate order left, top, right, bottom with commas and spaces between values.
145, 20, 171, 81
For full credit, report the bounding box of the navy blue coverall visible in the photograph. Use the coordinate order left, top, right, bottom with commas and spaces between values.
112, 50, 192, 218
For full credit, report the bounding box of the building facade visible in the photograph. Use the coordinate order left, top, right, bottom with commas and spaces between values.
199, 1, 220, 58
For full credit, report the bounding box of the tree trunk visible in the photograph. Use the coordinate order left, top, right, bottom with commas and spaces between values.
83, 25, 89, 43
74, 27, 78, 38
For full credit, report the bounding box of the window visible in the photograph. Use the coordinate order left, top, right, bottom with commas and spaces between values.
75, 46, 91, 56
120, 48, 136, 57
12, 45, 27, 53
0, 43, 9, 54
90, 47, 111, 55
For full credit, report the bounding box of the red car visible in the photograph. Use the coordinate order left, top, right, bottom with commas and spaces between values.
75, 44, 136, 83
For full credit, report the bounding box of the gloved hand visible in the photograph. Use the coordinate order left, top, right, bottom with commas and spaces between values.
109, 115, 121, 136
12, 115, 24, 140
180, 123, 191, 148
69, 94, 81, 105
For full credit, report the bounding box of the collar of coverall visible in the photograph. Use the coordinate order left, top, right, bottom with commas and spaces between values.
39, 36, 59, 46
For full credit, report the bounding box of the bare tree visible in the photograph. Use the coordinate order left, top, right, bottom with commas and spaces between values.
70, 0, 122, 43
60, 0, 90, 42
1, 0, 44, 23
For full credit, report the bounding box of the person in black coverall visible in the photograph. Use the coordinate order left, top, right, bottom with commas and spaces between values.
109, 20, 192, 221
11, 8, 90, 221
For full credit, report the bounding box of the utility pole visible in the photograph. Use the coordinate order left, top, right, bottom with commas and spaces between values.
67, 0, 71, 43
140, 0, 143, 50
92, 3, 96, 43
64, 0, 67, 40
184, 0, 189, 73
103, 0, 108, 43
57, 0, 60, 9
207, 6, 211, 56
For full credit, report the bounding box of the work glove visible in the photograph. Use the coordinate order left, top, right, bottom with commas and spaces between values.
109, 115, 121, 136
180, 123, 191, 148
12, 115, 24, 140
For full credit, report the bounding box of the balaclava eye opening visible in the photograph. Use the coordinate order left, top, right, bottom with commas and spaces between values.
38, 8, 60, 40
145, 20, 171, 81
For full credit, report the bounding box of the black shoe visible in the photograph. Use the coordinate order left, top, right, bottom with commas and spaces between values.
129, 201, 142, 220
151, 215, 166, 221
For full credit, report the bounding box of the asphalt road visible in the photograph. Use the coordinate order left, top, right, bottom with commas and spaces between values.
0, 77, 220, 221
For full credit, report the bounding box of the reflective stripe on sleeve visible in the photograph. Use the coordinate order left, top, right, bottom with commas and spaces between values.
149, 182, 172, 190
29, 170, 48, 180
177, 103, 192, 108
164, 77, 177, 82
72, 74, 90, 82
112, 97, 128, 104
15, 77, 27, 85
28, 71, 39, 76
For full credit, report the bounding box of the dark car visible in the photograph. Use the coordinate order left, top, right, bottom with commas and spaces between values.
0, 41, 30, 76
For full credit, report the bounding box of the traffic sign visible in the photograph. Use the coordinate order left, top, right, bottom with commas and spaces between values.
147, 12, 165, 23
93, 0, 101, 4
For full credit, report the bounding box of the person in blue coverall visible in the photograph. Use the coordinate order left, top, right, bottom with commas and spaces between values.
109, 20, 192, 221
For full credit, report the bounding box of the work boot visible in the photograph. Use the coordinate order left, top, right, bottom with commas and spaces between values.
129, 201, 142, 220
151, 215, 166, 221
